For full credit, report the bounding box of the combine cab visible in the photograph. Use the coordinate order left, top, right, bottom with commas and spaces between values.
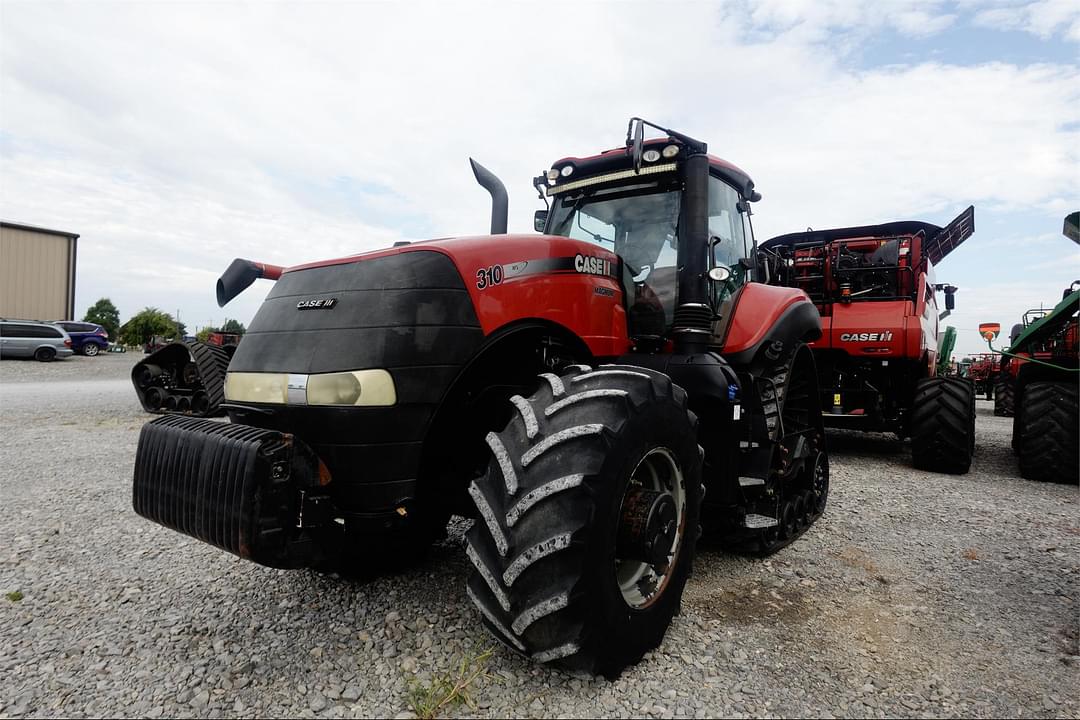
130, 118, 830, 676
760, 207, 977, 473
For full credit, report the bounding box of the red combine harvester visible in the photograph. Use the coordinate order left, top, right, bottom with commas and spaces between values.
129, 119, 832, 676
966, 353, 1000, 400
206, 330, 241, 347
760, 207, 977, 474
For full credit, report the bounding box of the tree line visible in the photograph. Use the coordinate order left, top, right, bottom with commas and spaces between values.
81, 298, 245, 347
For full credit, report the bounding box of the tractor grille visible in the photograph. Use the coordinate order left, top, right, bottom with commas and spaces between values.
133, 415, 310, 567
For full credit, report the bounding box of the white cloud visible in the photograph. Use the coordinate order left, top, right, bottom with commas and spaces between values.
0, 0, 1076, 344
971, 0, 1080, 41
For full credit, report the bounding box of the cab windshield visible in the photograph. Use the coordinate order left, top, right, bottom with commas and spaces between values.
545, 174, 752, 335
547, 181, 681, 333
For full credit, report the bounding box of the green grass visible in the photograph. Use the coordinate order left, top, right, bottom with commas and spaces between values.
5, 590, 23, 602
406, 646, 495, 719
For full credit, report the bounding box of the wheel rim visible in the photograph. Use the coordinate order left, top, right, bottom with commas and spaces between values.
84, 344, 99, 356
615, 447, 686, 610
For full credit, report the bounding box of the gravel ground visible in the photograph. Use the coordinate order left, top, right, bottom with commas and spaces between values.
1, 355, 1077, 718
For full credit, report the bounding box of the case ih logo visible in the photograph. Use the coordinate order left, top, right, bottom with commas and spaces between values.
840, 331, 893, 342
575, 254, 612, 276
296, 298, 338, 310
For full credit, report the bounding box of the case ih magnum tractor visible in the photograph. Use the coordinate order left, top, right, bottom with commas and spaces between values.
759, 207, 977, 474
131, 119, 829, 676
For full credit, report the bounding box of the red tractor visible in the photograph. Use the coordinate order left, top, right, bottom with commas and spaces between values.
759, 207, 977, 473
131, 119, 829, 676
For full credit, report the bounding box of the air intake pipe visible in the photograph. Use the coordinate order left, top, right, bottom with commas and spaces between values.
470, 158, 508, 234
216, 259, 284, 307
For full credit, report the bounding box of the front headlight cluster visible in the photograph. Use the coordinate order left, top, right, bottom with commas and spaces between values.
224, 369, 396, 407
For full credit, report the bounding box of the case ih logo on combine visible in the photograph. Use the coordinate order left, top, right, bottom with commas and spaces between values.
840, 331, 893, 342
575, 253, 612, 276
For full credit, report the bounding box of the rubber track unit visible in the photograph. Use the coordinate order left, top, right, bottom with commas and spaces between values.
187, 341, 231, 416
465, 364, 703, 677
1017, 381, 1078, 483
752, 345, 829, 555
993, 373, 1015, 417
910, 377, 975, 474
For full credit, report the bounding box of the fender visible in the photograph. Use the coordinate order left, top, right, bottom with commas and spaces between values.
721, 283, 822, 366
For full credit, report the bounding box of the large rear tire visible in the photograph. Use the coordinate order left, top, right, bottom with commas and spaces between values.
910, 377, 974, 474
465, 365, 702, 677
1018, 381, 1078, 483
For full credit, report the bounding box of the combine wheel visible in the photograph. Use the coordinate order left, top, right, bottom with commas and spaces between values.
910, 377, 974, 474
994, 374, 1014, 417
465, 365, 702, 677
1018, 382, 1079, 483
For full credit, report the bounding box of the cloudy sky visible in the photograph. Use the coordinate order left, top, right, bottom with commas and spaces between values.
2, 0, 1077, 356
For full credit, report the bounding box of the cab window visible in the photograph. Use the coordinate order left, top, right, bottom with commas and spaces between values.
708, 176, 750, 304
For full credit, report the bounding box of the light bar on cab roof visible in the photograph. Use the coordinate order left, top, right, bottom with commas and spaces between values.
545, 162, 678, 195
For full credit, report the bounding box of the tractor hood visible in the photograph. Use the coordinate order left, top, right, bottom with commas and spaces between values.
228, 249, 483, 377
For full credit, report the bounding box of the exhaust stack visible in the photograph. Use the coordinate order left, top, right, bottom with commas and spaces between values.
216, 259, 284, 307
470, 158, 508, 235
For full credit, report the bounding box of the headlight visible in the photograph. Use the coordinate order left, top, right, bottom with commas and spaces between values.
224, 372, 288, 404
642, 149, 661, 163
662, 144, 679, 158
307, 369, 396, 406
224, 369, 396, 407
546, 168, 560, 182
560, 165, 574, 177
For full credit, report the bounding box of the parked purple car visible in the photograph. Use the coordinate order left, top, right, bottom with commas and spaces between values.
53, 321, 110, 356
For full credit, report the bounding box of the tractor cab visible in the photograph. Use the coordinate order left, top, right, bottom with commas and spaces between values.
538, 118, 760, 348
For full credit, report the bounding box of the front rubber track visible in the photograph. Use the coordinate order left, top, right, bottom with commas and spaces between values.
465, 364, 703, 678
1018, 381, 1078, 483
910, 377, 975, 474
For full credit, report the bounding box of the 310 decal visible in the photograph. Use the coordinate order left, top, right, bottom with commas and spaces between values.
475, 264, 504, 290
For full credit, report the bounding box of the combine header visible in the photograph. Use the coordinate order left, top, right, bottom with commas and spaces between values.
760, 207, 977, 473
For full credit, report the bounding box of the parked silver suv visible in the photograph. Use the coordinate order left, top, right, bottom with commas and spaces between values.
0, 319, 74, 361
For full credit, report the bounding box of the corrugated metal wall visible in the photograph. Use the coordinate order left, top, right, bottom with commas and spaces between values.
0, 226, 76, 320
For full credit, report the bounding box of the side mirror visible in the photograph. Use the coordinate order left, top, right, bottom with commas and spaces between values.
632, 118, 644, 172
945, 291, 956, 311
534, 210, 548, 233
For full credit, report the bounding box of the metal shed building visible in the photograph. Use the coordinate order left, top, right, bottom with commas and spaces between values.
0, 221, 80, 321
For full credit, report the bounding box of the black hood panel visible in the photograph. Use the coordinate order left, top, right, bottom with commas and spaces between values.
229, 250, 483, 377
